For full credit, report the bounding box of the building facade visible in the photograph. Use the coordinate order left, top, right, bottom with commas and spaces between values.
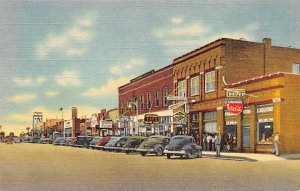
118, 65, 173, 136
172, 38, 300, 154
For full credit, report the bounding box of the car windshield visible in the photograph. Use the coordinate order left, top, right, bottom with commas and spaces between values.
91, 137, 101, 143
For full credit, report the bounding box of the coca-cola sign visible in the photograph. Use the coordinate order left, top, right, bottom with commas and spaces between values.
227, 100, 243, 115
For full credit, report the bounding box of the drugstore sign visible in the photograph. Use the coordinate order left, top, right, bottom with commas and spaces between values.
225, 89, 246, 98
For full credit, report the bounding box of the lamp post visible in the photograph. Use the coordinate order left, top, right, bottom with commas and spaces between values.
128, 101, 138, 136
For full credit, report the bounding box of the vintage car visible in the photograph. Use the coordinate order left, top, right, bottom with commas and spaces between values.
53, 137, 64, 145
94, 136, 111, 150
103, 136, 127, 151
89, 136, 102, 149
73, 136, 94, 148
67, 137, 77, 146
136, 135, 170, 156
122, 136, 147, 154
164, 135, 202, 159
38, 138, 53, 144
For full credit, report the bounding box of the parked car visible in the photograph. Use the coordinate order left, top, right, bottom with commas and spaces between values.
73, 136, 94, 148
60, 137, 73, 146
164, 135, 202, 159
122, 136, 147, 154
13, 137, 22, 143
23, 137, 32, 143
67, 137, 77, 146
89, 137, 102, 149
53, 137, 64, 145
32, 137, 41, 143
95, 136, 111, 150
38, 138, 53, 144
137, 135, 170, 156
103, 136, 127, 151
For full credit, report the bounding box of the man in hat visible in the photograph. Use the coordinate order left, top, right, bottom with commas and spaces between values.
273, 132, 280, 156
215, 131, 222, 157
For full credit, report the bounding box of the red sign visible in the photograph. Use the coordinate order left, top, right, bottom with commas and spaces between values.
227, 101, 243, 115
144, 114, 159, 124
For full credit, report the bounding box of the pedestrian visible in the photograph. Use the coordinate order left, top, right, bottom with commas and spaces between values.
227, 133, 233, 152
207, 134, 212, 151
272, 132, 280, 156
211, 134, 215, 151
215, 131, 222, 157
202, 133, 207, 151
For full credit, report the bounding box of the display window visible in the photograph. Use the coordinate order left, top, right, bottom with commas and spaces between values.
257, 122, 273, 144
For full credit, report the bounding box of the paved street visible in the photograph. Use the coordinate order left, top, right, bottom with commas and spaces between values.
1, 143, 300, 191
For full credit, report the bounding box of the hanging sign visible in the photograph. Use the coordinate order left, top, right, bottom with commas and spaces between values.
225, 89, 246, 98
144, 114, 159, 124
227, 100, 243, 115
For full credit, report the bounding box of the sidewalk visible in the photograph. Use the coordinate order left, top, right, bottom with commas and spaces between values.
202, 151, 300, 162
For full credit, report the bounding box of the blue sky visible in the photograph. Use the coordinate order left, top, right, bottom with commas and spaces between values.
1, 0, 300, 135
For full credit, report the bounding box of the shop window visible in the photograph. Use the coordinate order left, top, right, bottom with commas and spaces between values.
204, 122, 217, 134
163, 87, 168, 106
204, 111, 217, 120
292, 63, 300, 74
205, 70, 216, 93
133, 96, 138, 112
191, 113, 199, 122
257, 122, 273, 144
140, 95, 144, 110
177, 80, 186, 97
155, 90, 159, 107
190, 76, 200, 96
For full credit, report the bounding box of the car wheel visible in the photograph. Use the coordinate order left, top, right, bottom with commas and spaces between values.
167, 154, 171, 159
125, 151, 129, 154
156, 147, 163, 156
141, 152, 146, 156
186, 150, 192, 159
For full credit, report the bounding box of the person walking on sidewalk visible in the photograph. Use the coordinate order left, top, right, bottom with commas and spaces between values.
273, 132, 280, 156
215, 131, 222, 157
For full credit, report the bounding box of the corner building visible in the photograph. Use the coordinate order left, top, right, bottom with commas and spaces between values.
118, 65, 173, 136
172, 38, 300, 154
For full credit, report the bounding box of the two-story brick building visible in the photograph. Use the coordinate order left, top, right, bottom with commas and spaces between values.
118, 65, 173, 136
172, 38, 300, 154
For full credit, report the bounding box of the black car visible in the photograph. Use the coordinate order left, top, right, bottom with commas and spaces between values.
122, 136, 147, 154
73, 136, 94, 148
32, 137, 41, 143
89, 137, 101, 149
164, 135, 202, 159
103, 136, 128, 152
137, 135, 170, 156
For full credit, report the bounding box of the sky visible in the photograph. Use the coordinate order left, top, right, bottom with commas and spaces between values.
0, 0, 300, 135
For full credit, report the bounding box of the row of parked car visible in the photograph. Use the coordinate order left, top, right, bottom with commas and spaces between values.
51, 135, 202, 159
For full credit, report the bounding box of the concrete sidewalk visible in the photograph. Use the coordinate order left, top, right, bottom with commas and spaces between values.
202, 151, 300, 162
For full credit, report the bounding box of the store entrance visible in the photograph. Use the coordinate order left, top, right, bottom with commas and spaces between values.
225, 125, 237, 152
242, 126, 250, 148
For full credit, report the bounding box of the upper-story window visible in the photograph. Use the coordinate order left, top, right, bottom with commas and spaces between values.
177, 80, 186, 97
147, 92, 151, 109
121, 102, 124, 114
155, 90, 159, 107
292, 63, 300, 74
163, 87, 168, 106
133, 96, 138, 112
190, 76, 200, 96
140, 95, 144, 110
205, 70, 216, 93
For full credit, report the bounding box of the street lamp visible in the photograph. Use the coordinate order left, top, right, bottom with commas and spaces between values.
128, 101, 138, 136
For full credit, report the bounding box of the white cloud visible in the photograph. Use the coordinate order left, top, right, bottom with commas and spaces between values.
154, 21, 259, 55
13, 76, 46, 87
44, 91, 59, 97
171, 17, 183, 25
110, 58, 146, 75
55, 70, 82, 87
8, 93, 37, 103
66, 48, 86, 57
35, 14, 96, 59
82, 76, 132, 97
69, 27, 94, 41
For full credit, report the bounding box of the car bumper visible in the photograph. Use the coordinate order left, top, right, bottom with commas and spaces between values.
123, 148, 136, 152
136, 148, 155, 153
163, 150, 187, 155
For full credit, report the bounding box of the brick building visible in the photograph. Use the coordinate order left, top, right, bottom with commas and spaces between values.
118, 65, 173, 136
172, 38, 300, 154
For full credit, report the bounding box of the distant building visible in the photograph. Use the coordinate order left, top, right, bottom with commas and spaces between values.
72, 107, 78, 118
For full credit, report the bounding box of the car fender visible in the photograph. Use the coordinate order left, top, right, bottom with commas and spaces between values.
182, 145, 192, 151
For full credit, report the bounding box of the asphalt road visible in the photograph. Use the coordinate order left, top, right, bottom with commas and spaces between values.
1, 143, 300, 191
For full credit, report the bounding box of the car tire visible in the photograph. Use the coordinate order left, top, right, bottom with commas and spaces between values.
155, 147, 164, 156
167, 154, 171, 159
186, 150, 192, 159
141, 152, 146, 156
125, 151, 129, 154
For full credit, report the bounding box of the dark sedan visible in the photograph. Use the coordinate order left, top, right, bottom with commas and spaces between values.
164, 135, 202, 159
103, 136, 127, 152
122, 136, 147, 154
136, 135, 170, 156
